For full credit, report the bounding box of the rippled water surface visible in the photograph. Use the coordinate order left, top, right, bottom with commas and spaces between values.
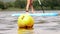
0, 10, 60, 34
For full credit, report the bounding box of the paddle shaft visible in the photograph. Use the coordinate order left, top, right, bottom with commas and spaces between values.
41, 5, 44, 13
38, 0, 45, 13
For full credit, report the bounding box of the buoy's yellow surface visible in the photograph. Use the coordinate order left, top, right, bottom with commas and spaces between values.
17, 14, 34, 28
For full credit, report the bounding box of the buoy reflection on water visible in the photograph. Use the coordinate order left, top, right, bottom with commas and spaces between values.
18, 28, 34, 34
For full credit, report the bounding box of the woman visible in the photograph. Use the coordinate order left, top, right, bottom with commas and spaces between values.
26, 0, 34, 13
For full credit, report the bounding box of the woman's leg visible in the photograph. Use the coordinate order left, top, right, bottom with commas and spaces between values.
30, 0, 34, 13
26, 0, 30, 13
31, 5, 34, 13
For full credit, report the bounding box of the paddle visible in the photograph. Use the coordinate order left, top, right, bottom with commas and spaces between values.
38, 0, 44, 13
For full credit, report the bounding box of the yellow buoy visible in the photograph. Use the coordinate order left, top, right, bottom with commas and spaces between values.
17, 14, 34, 28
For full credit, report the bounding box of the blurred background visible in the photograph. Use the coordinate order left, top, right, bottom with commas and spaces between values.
0, 0, 60, 10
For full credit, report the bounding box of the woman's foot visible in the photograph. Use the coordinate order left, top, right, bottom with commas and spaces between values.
26, 11, 29, 14
32, 11, 35, 13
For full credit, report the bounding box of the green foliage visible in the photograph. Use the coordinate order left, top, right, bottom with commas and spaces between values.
0, 1, 4, 8
33, 0, 40, 9
1, 0, 60, 10
0, 1, 8, 10
7, 2, 14, 7
14, 0, 26, 8
42, 0, 60, 9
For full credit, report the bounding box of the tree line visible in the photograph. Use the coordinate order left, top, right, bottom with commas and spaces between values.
0, 0, 60, 10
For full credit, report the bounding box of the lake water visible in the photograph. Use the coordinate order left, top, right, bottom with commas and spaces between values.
0, 10, 60, 34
